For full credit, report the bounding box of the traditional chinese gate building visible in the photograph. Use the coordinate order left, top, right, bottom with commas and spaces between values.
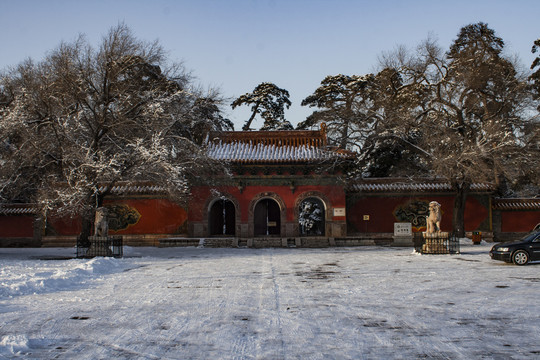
187, 126, 353, 247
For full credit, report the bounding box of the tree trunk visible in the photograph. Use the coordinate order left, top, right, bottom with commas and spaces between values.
339, 114, 351, 149
242, 103, 260, 131
452, 182, 470, 238
339, 102, 354, 149
339, 120, 349, 149
79, 215, 92, 247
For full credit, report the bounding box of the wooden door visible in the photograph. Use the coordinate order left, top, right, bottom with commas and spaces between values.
254, 199, 281, 236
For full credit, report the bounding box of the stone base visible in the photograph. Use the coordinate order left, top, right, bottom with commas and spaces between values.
422, 242, 448, 254
87, 236, 113, 257
392, 235, 414, 247
422, 232, 449, 254
423, 231, 449, 238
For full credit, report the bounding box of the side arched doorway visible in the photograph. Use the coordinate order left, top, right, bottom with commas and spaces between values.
209, 199, 236, 236
254, 198, 281, 236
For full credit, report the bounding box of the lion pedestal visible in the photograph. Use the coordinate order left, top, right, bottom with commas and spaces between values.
422, 231, 450, 254
87, 236, 113, 257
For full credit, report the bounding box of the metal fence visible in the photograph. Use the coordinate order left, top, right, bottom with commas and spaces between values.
414, 232, 460, 254
77, 236, 123, 258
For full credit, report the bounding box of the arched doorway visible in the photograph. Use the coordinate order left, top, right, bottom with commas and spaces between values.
254, 198, 281, 236
209, 199, 236, 236
299, 197, 325, 236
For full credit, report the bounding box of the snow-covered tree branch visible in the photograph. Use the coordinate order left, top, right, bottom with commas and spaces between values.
0, 23, 229, 239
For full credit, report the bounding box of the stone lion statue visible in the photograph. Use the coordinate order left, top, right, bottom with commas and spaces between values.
94, 207, 109, 237
426, 201, 441, 234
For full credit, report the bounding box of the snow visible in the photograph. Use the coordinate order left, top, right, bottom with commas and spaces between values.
1, 243, 539, 359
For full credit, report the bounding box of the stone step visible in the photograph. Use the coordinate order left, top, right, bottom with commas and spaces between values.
202, 238, 235, 248
158, 238, 200, 247
42, 236, 77, 247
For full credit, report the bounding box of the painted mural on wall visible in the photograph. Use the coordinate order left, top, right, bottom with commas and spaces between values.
393, 200, 430, 231
106, 204, 141, 232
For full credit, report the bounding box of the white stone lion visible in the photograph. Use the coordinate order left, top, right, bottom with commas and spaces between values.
94, 207, 109, 237
426, 201, 441, 234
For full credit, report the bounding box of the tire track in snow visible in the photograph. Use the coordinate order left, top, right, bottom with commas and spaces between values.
268, 249, 286, 359
248, 249, 287, 359
230, 254, 263, 360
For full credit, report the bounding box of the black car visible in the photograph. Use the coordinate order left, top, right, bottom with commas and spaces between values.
490, 231, 540, 265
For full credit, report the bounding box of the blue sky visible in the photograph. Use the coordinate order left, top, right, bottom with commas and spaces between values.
2, 0, 539, 129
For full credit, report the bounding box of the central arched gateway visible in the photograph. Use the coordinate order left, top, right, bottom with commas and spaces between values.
249, 192, 286, 237
254, 198, 281, 236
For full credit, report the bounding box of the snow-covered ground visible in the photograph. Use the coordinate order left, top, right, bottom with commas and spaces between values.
1, 242, 539, 359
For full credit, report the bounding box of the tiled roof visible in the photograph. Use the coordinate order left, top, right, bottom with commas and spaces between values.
349, 179, 495, 193
0, 204, 39, 215
207, 142, 351, 163
492, 198, 540, 210
98, 184, 166, 194
206, 126, 354, 164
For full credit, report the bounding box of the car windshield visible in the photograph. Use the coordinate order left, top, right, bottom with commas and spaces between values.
522, 231, 540, 242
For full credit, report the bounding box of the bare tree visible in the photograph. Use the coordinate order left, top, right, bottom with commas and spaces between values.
370, 23, 534, 236
0, 24, 226, 239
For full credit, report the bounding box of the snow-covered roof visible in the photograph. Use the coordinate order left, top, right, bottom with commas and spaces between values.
97, 184, 165, 195
207, 141, 351, 163
206, 127, 354, 164
0, 204, 39, 215
492, 198, 540, 210
348, 179, 495, 193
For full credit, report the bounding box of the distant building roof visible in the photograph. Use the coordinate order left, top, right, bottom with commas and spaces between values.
98, 183, 165, 195
348, 178, 495, 193
492, 198, 540, 210
206, 125, 354, 164
0, 204, 39, 215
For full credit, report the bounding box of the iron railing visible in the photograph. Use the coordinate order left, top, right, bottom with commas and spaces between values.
414, 232, 460, 254
77, 235, 123, 258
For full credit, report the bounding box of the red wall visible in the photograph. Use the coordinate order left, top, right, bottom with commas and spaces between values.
0, 216, 34, 237
501, 211, 540, 232
104, 198, 187, 235
46, 211, 81, 235
348, 195, 490, 233
189, 185, 346, 222
47, 198, 187, 236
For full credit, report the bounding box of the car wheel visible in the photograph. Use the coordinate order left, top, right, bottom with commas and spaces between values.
512, 250, 529, 266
